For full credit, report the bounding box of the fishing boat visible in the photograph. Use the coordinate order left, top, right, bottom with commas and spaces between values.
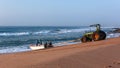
29, 44, 45, 50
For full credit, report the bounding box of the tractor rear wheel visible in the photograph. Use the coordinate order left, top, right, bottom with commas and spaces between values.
92, 30, 106, 41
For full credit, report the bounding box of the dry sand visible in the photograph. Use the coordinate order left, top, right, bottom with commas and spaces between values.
0, 37, 120, 68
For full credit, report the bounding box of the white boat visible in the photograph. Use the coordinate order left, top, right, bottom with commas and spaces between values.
29, 44, 45, 50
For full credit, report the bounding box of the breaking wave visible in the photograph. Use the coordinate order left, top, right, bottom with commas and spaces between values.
0, 26, 117, 54
0, 32, 30, 36
0, 27, 112, 36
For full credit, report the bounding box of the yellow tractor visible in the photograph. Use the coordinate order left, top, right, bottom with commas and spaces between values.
81, 24, 106, 43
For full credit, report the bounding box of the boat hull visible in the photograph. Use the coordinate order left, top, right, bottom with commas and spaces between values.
30, 45, 45, 50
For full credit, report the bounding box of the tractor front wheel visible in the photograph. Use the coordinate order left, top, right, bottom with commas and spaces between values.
81, 36, 92, 43
81, 36, 87, 43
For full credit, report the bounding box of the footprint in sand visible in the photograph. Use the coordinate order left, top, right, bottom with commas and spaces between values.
113, 61, 120, 65
105, 65, 113, 68
105, 61, 120, 68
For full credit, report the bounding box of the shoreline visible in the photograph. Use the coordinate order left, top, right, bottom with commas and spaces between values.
0, 37, 119, 55
0, 28, 120, 54
0, 40, 81, 54
0, 37, 120, 68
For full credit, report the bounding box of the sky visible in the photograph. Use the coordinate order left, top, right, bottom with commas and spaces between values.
0, 0, 120, 26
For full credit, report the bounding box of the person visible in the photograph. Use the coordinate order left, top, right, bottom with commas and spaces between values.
39, 39, 42, 45
36, 39, 39, 46
44, 42, 48, 48
48, 41, 53, 47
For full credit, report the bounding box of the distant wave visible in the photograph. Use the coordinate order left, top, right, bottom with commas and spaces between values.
0, 28, 95, 36
0, 32, 30, 36
55, 28, 96, 34
0, 27, 112, 36
53, 27, 114, 34
33, 30, 50, 35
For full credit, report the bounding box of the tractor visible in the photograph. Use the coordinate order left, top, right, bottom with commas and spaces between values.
81, 24, 106, 43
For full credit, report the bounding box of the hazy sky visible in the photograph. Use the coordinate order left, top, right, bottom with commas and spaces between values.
0, 0, 120, 26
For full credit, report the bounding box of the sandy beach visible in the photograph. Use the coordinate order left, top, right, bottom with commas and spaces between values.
0, 37, 120, 68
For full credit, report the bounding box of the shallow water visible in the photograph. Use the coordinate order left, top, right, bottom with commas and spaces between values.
0, 26, 116, 53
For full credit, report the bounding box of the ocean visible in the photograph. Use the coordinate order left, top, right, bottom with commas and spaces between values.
0, 26, 118, 53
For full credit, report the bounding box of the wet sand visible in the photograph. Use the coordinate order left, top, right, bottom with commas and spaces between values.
0, 37, 120, 68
